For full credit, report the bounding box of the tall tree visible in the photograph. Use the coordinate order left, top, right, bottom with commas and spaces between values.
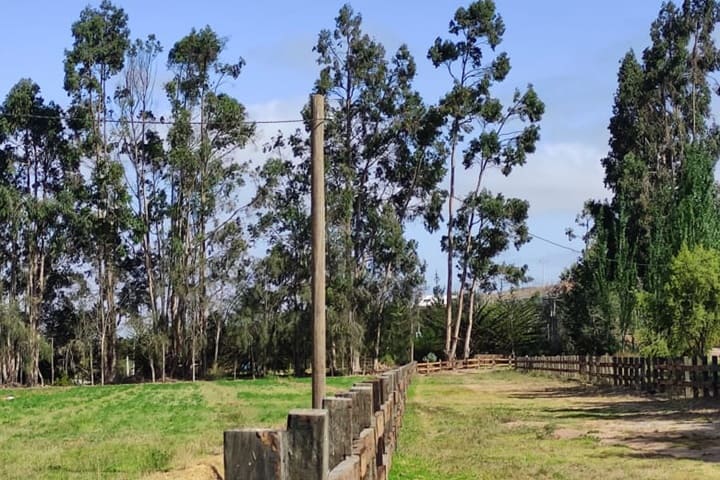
313, 4, 444, 370
453, 192, 532, 359
0, 80, 79, 385
165, 26, 253, 379
566, 0, 720, 354
114, 34, 168, 381
63, 0, 132, 384
429, 0, 543, 360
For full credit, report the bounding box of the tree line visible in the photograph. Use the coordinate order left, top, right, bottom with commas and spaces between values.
0, 0, 545, 386
558, 0, 720, 358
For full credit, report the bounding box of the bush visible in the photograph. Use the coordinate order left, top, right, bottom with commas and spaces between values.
422, 352, 438, 363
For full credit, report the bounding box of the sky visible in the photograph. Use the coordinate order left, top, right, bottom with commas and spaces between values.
0, 1, 675, 291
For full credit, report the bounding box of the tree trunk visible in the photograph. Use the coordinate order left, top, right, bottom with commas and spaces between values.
90, 344, 95, 386
463, 279, 478, 360
213, 314, 222, 371
445, 123, 460, 359
373, 322, 382, 371
149, 357, 156, 383
100, 324, 105, 386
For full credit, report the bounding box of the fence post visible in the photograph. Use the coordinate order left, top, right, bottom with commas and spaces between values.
684, 356, 692, 398
634, 357, 640, 390
286, 409, 329, 480
224, 429, 286, 480
323, 397, 353, 470
623, 357, 629, 387
702, 356, 710, 398
658, 358, 666, 394
639, 357, 645, 392
612, 357, 618, 386
336, 391, 360, 440
350, 385, 374, 431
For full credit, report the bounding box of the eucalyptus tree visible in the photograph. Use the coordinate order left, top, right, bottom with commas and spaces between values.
0, 80, 79, 385
164, 26, 254, 379
452, 192, 531, 360
250, 141, 313, 374
114, 35, 168, 379
312, 4, 444, 369
63, 0, 133, 384
429, 0, 543, 360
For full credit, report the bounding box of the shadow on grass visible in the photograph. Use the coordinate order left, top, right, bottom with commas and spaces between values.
510, 380, 720, 463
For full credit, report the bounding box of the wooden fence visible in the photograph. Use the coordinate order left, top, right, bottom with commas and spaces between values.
417, 354, 513, 374
224, 362, 416, 480
516, 354, 720, 398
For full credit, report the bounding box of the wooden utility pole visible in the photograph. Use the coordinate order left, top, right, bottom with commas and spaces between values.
311, 94, 326, 409
50, 337, 54, 385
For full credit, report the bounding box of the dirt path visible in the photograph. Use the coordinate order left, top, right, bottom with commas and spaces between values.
391, 371, 720, 479
500, 380, 720, 461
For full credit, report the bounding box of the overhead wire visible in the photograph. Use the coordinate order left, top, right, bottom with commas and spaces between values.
0, 111, 308, 126
527, 232, 582, 254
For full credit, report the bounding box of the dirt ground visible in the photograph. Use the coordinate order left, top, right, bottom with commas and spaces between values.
499, 379, 720, 462
144, 455, 223, 480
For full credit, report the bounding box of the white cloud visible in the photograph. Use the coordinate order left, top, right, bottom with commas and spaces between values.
229, 97, 307, 170
455, 141, 611, 216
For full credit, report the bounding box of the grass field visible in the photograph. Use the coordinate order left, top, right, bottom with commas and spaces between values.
0, 376, 359, 479
390, 370, 720, 480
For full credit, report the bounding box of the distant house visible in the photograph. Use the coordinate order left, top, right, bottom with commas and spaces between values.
417, 294, 458, 307
418, 294, 441, 307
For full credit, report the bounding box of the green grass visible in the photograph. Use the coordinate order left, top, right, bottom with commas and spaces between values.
0, 376, 360, 479
390, 370, 720, 480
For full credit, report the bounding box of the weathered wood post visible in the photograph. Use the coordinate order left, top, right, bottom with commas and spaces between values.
713, 356, 719, 398
684, 356, 692, 398
323, 397, 353, 470
639, 357, 646, 392
311, 94, 326, 409
612, 356, 618, 386
286, 409, 329, 479
224, 429, 285, 480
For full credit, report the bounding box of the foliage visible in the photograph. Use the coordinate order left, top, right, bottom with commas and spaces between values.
658, 244, 720, 356
474, 295, 547, 356
430, 0, 544, 360
563, 0, 720, 354
0, 0, 545, 384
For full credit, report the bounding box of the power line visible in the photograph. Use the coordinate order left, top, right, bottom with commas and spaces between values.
0, 111, 307, 126
528, 230, 667, 268
528, 232, 582, 254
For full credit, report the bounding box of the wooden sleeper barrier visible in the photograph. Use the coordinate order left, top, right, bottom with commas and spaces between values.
224, 362, 416, 480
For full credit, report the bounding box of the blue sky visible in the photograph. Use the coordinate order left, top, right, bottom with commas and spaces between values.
0, 1, 672, 291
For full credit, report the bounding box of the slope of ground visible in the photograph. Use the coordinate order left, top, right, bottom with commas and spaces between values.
391, 370, 720, 479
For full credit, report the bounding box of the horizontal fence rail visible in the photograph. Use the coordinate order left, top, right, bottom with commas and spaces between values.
417, 355, 513, 375
516, 354, 720, 398
224, 362, 416, 480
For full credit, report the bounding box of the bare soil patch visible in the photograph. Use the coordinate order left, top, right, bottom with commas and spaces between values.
144, 455, 223, 480
507, 380, 720, 462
